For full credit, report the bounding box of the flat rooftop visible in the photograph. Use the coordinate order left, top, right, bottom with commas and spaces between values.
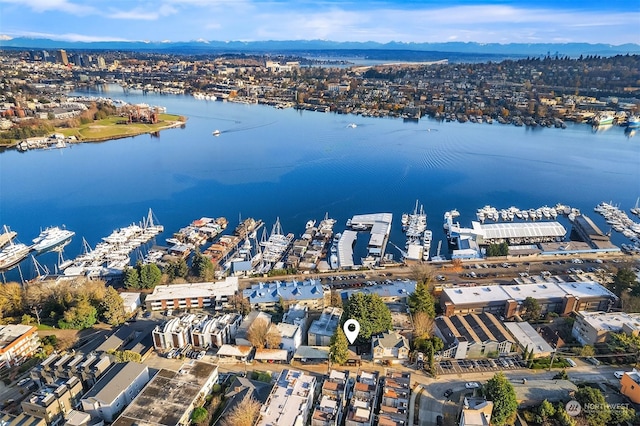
577, 311, 640, 332
145, 277, 238, 302
338, 230, 357, 269
474, 221, 566, 239
112, 362, 217, 426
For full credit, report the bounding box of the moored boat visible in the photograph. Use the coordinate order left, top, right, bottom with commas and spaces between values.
31, 226, 75, 253
0, 242, 30, 270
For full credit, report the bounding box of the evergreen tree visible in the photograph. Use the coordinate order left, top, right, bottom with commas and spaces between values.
408, 280, 436, 317
330, 327, 350, 365
484, 372, 518, 426
123, 266, 140, 289
139, 263, 162, 289
343, 293, 392, 343
575, 386, 611, 426
191, 251, 214, 280
612, 267, 639, 297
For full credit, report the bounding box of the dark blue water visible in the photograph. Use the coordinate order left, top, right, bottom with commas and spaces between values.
1, 85, 639, 280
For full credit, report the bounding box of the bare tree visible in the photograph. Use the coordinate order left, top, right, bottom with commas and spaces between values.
266, 324, 282, 349
219, 397, 262, 426
413, 311, 434, 338
247, 318, 270, 349
410, 264, 435, 290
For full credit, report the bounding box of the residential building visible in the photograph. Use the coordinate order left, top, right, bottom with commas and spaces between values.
218, 376, 273, 425
283, 303, 310, 342
620, 371, 640, 404
371, 331, 410, 363
31, 353, 112, 390
80, 362, 151, 422
144, 277, 238, 311
112, 362, 218, 426
256, 369, 316, 426
503, 322, 554, 358
308, 307, 343, 346
243, 279, 328, 310
190, 313, 242, 349
276, 322, 302, 353
152, 314, 203, 350
460, 398, 493, 426
0, 324, 40, 368
0, 412, 47, 425
434, 313, 514, 359
56, 49, 68, 66
21, 377, 83, 425
378, 370, 411, 426
216, 344, 253, 362
293, 346, 330, 364
440, 281, 617, 319
235, 311, 272, 347
572, 311, 640, 346
345, 370, 379, 426
312, 370, 350, 426
253, 348, 289, 363
512, 380, 577, 406
119, 292, 141, 314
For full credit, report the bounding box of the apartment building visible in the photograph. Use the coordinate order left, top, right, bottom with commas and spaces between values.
0, 324, 40, 368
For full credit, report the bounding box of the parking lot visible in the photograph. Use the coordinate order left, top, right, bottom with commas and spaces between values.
436, 356, 526, 375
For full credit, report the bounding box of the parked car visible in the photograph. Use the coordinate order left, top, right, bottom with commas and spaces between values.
614, 371, 626, 379
17, 378, 30, 387
565, 358, 577, 367
444, 389, 453, 398
585, 357, 601, 366
465, 382, 480, 389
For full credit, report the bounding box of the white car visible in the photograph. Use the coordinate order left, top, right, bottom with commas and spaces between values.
614, 371, 626, 379
465, 382, 480, 389
17, 378, 30, 386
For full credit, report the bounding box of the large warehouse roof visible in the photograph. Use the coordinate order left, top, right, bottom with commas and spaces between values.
473, 221, 566, 239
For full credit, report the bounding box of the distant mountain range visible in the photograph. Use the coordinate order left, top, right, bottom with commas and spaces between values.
1, 37, 639, 58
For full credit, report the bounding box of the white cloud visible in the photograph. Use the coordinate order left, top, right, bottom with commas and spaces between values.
5, 30, 129, 42
0, 0, 96, 15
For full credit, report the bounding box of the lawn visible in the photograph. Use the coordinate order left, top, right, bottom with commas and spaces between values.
56, 113, 183, 141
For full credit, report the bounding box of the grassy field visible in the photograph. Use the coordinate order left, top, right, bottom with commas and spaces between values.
56, 113, 183, 141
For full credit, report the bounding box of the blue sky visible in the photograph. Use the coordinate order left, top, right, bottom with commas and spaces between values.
1, 0, 638, 44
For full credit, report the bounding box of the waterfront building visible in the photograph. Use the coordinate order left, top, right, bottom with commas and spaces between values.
256, 369, 316, 426
572, 311, 640, 346
0, 324, 39, 369
112, 362, 218, 426
440, 281, 617, 319
371, 331, 410, 363
80, 362, 151, 422
144, 277, 238, 311
434, 313, 514, 359
119, 292, 141, 314
243, 279, 328, 311
308, 307, 343, 346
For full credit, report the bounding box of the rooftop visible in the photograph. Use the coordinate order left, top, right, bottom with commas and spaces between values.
82, 362, 149, 404
257, 369, 315, 426
309, 307, 343, 337
145, 277, 238, 303
0, 324, 36, 352
475, 220, 566, 239
503, 322, 554, 355
576, 311, 640, 332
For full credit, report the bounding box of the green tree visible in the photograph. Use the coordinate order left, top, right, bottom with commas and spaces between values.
139, 263, 162, 289
408, 280, 436, 317
190, 406, 208, 424
612, 267, 639, 297
123, 266, 140, 289
538, 399, 556, 421
109, 350, 142, 363
554, 404, 577, 426
330, 327, 350, 365
101, 286, 126, 326
166, 258, 188, 281
58, 298, 97, 329
343, 293, 392, 343
191, 251, 214, 281
522, 297, 542, 321
579, 345, 595, 357
484, 372, 518, 426
609, 405, 636, 424
575, 386, 610, 426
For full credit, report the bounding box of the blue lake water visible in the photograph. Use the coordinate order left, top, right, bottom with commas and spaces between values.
1, 85, 639, 279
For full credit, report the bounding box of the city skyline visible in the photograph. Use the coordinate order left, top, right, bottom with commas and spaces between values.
1, 0, 639, 46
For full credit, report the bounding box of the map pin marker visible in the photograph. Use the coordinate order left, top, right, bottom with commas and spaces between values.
343, 319, 360, 344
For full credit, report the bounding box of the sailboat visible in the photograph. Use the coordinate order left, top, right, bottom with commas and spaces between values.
631, 197, 640, 217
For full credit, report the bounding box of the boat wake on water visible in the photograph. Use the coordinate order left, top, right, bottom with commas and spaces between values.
220, 121, 277, 134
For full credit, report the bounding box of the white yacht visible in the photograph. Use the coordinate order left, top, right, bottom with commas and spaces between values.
31, 226, 75, 253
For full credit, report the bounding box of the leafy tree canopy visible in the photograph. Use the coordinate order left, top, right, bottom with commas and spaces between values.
575, 386, 610, 426
408, 280, 436, 317
342, 293, 392, 343
330, 327, 350, 365
484, 372, 518, 426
